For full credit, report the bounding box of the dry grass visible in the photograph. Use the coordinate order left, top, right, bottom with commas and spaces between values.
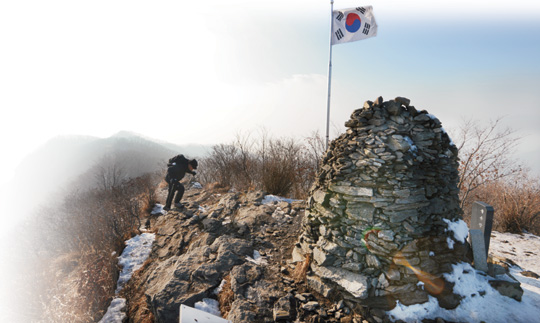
463, 172, 540, 235
157, 179, 168, 190
292, 253, 312, 283
217, 275, 234, 317
205, 181, 231, 194
121, 257, 155, 323
38, 249, 117, 322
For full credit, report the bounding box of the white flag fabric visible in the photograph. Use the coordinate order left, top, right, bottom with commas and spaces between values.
331, 6, 377, 45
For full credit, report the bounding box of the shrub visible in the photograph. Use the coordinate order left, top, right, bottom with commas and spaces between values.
17, 170, 160, 322
198, 132, 321, 199
470, 171, 540, 235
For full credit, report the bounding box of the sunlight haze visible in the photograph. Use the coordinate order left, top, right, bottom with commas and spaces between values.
1, 0, 539, 225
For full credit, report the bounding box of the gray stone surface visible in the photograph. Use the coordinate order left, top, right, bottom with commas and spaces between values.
470, 229, 488, 272
489, 278, 524, 301
297, 97, 471, 308
306, 275, 333, 298
273, 294, 294, 321
311, 264, 369, 299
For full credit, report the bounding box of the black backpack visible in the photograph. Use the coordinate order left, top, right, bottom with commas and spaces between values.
168, 154, 188, 166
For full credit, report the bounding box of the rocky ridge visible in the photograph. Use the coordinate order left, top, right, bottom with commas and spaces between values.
121, 187, 385, 323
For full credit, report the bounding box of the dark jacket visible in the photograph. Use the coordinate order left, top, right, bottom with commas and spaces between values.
165, 155, 195, 183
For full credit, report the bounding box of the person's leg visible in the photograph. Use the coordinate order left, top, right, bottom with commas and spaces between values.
174, 183, 185, 207
165, 181, 176, 210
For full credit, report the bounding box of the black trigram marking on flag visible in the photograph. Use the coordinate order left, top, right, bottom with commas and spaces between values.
363, 23, 371, 35
336, 12, 344, 21
356, 7, 366, 14
335, 28, 344, 40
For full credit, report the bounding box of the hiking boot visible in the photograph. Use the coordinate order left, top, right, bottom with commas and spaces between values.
163, 206, 171, 211
174, 203, 184, 209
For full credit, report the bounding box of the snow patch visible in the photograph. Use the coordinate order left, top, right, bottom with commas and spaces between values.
192, 182, 203, 189
388, 250, 540, 322
443, 218, 469, 243
100, 232, 155, 322
116, 232, 156, 293
214, 279, 226, 295
151, 203, 166, 215
99, 298, 126, 323
447, 237, 455, 249
194, 298, 221, 317
403, 136, 418, 155
441, 127, 456, 147
261, 194, 300, 205
246, 250, 267, 265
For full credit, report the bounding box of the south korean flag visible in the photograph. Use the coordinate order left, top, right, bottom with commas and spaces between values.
332, 6, 378, 45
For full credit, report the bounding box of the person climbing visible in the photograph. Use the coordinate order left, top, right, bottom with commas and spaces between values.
163, 154, 198, 211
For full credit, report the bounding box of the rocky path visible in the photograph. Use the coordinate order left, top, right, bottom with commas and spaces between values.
119, 186, 380, 323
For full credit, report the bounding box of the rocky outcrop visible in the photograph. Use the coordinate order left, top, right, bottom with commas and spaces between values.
295, 97, 471, 310
122, 188, 379, 322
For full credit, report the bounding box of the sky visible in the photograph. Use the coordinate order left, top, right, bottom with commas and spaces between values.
1, 0, 539, 189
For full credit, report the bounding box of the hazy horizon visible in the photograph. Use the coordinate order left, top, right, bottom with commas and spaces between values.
1, 0, 539, 206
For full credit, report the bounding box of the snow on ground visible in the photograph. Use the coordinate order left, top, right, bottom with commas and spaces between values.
194, 298, 221, 317
443, 218, 469, 243
191, 182, 203, 189
489, 231, 540, 275
191, 279, 233, 320
98, 298, 127, 323
388, 230, 540, 322
116, 232, 156, 293
261, 194, 300, 205
443, 218, 469, 250
246, 250, 268, 265
151, 203, 166, 215
99, 232, 155, 323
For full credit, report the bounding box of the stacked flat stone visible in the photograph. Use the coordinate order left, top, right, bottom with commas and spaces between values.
295, 96, 470, 309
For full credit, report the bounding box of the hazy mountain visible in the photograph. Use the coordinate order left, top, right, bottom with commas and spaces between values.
9, 132, 212, 216
112, 130, 211, 158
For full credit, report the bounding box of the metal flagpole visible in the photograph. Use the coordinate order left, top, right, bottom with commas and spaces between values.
325, 0, 334, 151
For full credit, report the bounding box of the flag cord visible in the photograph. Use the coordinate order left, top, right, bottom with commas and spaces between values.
325, 0, 334, 151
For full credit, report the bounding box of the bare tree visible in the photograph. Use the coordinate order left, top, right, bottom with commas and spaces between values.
453, 117, 522, 212
197, 130, 322, 198
203, 144, 239, 188
234, 132, 257, 189
305, 130, 326, 174
94, 154, 127, 191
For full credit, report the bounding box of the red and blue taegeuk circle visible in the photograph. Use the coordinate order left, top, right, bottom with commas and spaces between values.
345, 13, 361, 33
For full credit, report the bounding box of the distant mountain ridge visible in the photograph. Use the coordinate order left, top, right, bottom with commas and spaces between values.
9, 131, 212, 216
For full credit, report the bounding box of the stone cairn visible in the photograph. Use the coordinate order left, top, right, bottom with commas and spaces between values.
294, 96, 470, 310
